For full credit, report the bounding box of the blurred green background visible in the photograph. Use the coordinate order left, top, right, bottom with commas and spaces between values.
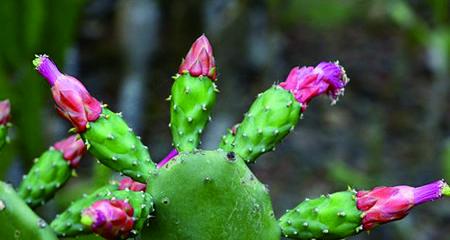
0, 0, 449, 239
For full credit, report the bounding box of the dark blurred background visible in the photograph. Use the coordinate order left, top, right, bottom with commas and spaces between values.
0, 0, 449, 239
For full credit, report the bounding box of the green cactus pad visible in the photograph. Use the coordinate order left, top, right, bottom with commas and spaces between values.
51, 184, 153, 238
279, 190, 363, 240
82, 108, 155, 182
145, 150, 280, 240
51, 184, 118, 237
170, 74, 217, 152
220, 86, 301, 163
0, 181, 58, 240
17, 149, 72, 208
0, 125, 9, 151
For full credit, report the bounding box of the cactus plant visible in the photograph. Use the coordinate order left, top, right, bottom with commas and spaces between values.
0, 35, 448, 240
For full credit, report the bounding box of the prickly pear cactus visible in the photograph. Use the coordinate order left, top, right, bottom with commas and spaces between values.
4, 34, 444, 240
146, 150, 280, 240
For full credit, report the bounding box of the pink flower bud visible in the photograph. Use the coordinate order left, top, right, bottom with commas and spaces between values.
118, 177, 147, 192
33, 55, 102, 132
81, 199, 134, 239
0, 100, 11, 125
53, 135, 86, 168
279, 62, 349, 111
356, 180, 448, 230
178, 34, 217, 80
157, 149, 178, 168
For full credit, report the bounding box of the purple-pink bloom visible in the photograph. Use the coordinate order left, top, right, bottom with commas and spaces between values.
178, 34, 217, 80
0, 100, 10, 125
356, 180, 448, 230
53, 135, 86, 168
157, 149, 179, 168
33, 55, 102, 132
279, 62, 349, 111
81, 199, 134, 240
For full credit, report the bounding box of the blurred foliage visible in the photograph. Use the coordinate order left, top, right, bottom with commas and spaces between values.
0, 0, 86, 177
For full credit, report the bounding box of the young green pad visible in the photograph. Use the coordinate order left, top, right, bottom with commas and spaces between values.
52, 186, 153, 238
170, 74, 216, 152
18, 149, 71, 208
0, 181, 58, 240
82, 108, 155, 182
51, 184, 118, 237
145, 150, 280, 240
220, 86, 301, 163
279, 191, 362, 240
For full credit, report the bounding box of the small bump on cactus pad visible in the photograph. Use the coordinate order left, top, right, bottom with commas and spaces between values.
170, 74, 216, 152
82, 108, 155, 182
145, 150, 280, 240
279, 190, 362, 240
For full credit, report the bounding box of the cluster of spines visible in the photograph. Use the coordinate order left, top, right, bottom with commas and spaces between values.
82, 108, 155, 182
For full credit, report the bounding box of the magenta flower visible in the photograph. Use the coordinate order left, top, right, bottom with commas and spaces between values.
33, 55, 102, 132
118, 177, 147, 192
356, 180, 449, 230
157, 149, 179, 168
0, 100, 10, 125
81, 199, 134, 239
178, 34, 217, 80
53, 135, 86, 168
279, 62, 349, 111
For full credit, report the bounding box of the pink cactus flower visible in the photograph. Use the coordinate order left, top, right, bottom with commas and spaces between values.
53, 135, 86, 168
179, 34, 217, 80
33, 55, 102, 132
118, 177, 147, 192
157, 149, 179, 168
356, 180, 449, 230
0, 100, 10, 125
81, 199, 134, 240
279, 62, 349, 111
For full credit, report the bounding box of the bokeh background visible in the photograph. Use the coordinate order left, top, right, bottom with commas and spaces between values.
0, 0, 449, 239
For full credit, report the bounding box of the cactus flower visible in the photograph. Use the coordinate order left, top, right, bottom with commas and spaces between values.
53, 135, 86, 168
33, 55, 102, 132
157, 149, 178, 168
356, 180, 449, 230
279, 62, 349, 111
0, 100, 10, 125
118, 177, 147, 192
81, 199, 135, 239
179, 34, 216, 80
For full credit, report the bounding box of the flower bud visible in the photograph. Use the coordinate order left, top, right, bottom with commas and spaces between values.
0, 100, 10, 125
53, 135, 86, 168
34, 55, 102, 132
178, 34, 216, 80
118, 177, 147, 192
81, 199, 134, 239
279, 62, 349, 111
